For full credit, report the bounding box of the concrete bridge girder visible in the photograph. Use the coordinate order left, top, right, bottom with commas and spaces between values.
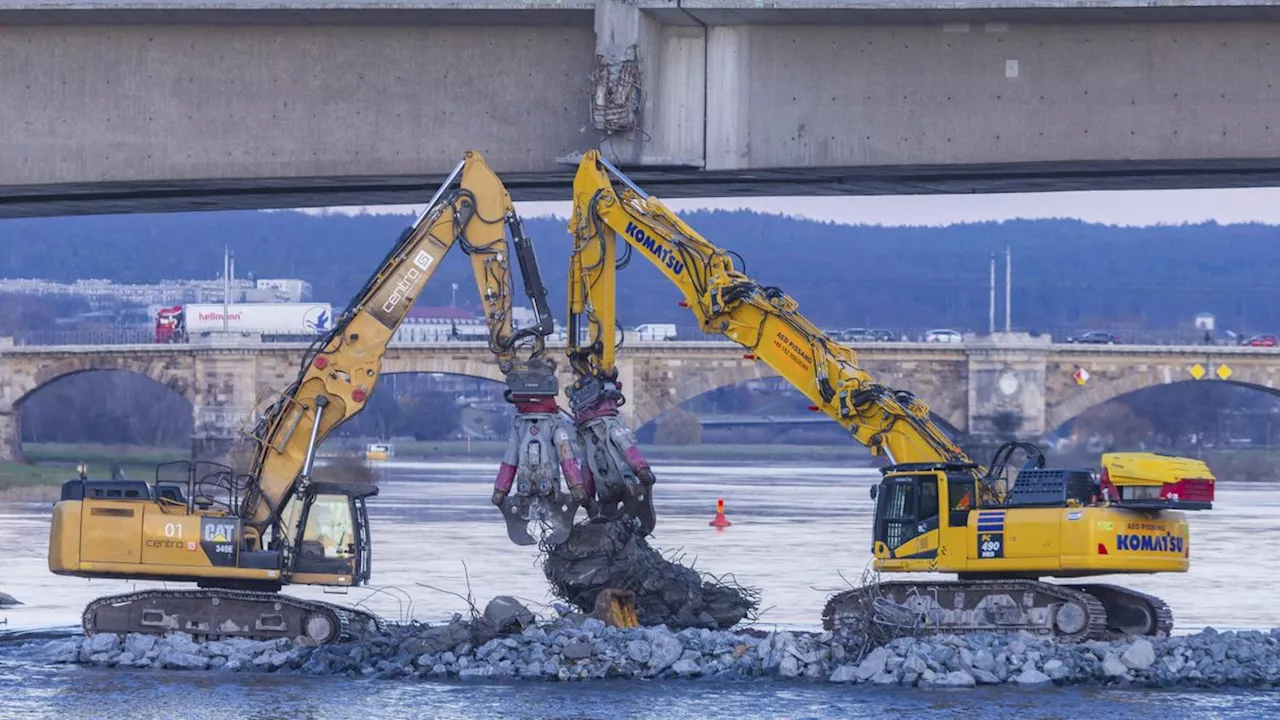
7, 2, 1280, 215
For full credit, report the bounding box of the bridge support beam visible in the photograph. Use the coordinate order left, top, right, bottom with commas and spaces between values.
191, 435, 244, 464
0, 412, 21, 463
190, 354, 264, 464
593, 0, 706, 168
966, 333, 1050, 443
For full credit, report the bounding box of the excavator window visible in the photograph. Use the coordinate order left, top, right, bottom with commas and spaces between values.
876, 472, 942, 552
879, 479, 914, 550
290, 493, 357, 578
919, 478, 939, 532
948, 476, 976, 527
301, 495, 354, 559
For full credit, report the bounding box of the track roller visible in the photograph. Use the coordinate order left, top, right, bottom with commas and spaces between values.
82, 588, 386, 644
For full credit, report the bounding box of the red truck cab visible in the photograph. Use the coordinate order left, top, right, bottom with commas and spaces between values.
155, 306, 187, 343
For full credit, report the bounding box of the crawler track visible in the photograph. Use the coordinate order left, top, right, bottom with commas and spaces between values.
1070, 582, 1174, 637
821, 579, 1109, 642
82, 588, 386, 645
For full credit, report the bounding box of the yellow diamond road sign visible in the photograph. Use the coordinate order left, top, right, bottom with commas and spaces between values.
1216, 364, 1233, 380
1189, 363, 1206, 380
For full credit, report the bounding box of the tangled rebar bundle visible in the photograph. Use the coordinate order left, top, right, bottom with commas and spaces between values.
539, 516, 760, 630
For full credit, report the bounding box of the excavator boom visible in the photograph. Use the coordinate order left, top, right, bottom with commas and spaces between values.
242, 152, 528, 532
569, 151, 973, 471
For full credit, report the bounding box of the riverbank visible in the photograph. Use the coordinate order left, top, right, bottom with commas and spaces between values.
0, 444, 189, 502
21, 606, 1280, 689
0, 441, 879, 502
329, 440, 877, 465
9, 441, 1272, 502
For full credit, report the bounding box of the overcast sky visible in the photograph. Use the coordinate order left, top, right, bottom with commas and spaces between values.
305, 187, 1280, 227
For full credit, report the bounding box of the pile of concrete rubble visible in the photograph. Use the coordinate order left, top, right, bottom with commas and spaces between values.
21, 593, 1280, 688
539, 516, 759, 630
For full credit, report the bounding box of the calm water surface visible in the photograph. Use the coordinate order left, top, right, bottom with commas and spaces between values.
1, 461, 1277, 718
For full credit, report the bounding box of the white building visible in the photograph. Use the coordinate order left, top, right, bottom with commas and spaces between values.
255, 278, 313, 303
0, 275, 310, 307
389, 305, 550, 343
391, 306, 489, 342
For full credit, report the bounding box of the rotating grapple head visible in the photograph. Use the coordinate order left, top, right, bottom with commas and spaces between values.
490, 398, 589, 547
570, 376, 657, 534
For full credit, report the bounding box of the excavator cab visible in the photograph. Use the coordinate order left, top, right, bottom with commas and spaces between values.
870, 462, 978, 559
278, 483, 376, 586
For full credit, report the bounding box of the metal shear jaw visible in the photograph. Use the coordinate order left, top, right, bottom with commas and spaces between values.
621, 481, 656, 535
501, 489, 580, 547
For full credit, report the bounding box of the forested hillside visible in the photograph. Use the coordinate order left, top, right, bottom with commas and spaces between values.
1, 209, 1277, 332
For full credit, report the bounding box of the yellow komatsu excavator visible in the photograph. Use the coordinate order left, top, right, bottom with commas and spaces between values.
565, 149, 1216, 641
47, 150, 564, 644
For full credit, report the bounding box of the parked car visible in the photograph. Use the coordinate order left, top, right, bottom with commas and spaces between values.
924, 329, 963, 343
1199, 329, 1239, 346
849, 330, 901, 343
1066, 331, 1121, 345
629, 323, 677, 341
840, 328, 895, 342
1244, 334, 1278, 347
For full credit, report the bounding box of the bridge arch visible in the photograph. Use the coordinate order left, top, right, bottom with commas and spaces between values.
1046, 360, 1280, 431
0, 354, 196, 462
628, 355, 968, 432
6, 353, 195, 410
379, 353, 509, 386
627, 357, 779, 429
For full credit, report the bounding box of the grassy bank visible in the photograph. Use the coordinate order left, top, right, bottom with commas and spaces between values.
1196, 448, 1280, 482
1, 443, 190, 502
1046, 446, 1280, 482
328, 439, 875, 465
22, 442, 188, 467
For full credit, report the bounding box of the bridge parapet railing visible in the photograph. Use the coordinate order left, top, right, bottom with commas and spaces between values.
193, 407, 255, 434
1047, 327, 1259, 346
12, 328, 158, 346
11, 328, 330, 347
9, 325, 1270, 349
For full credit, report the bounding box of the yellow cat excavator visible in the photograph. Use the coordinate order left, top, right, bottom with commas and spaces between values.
47, 150, 567, 644
564, 148, 1216, 640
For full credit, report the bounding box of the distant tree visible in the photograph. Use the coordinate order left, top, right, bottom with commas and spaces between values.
395, 391, 462, 441
6, 210, 1280, 334
0, 293, 91, 335
336, 382, 400, 440
20, 370, 191, 447
653, 406, 702, 445
314, 455, 377, 486
1116, 382, 1229, 448
1072, 401, 1154, 450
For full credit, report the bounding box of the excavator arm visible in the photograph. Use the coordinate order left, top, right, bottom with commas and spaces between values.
561, 177, 659, 535
568, 150, 979, 483
238, 150, 565, 548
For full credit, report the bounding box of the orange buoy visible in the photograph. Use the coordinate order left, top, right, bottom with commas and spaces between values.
710, 498, 732, 528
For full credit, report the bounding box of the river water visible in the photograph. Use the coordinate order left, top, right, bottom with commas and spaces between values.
1, 461, 1278, 718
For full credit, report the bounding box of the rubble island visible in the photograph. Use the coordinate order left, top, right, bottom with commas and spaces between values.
20, 596, 1280, 690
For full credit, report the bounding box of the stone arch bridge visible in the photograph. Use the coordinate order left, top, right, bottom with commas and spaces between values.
2, 335, 1279, 461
